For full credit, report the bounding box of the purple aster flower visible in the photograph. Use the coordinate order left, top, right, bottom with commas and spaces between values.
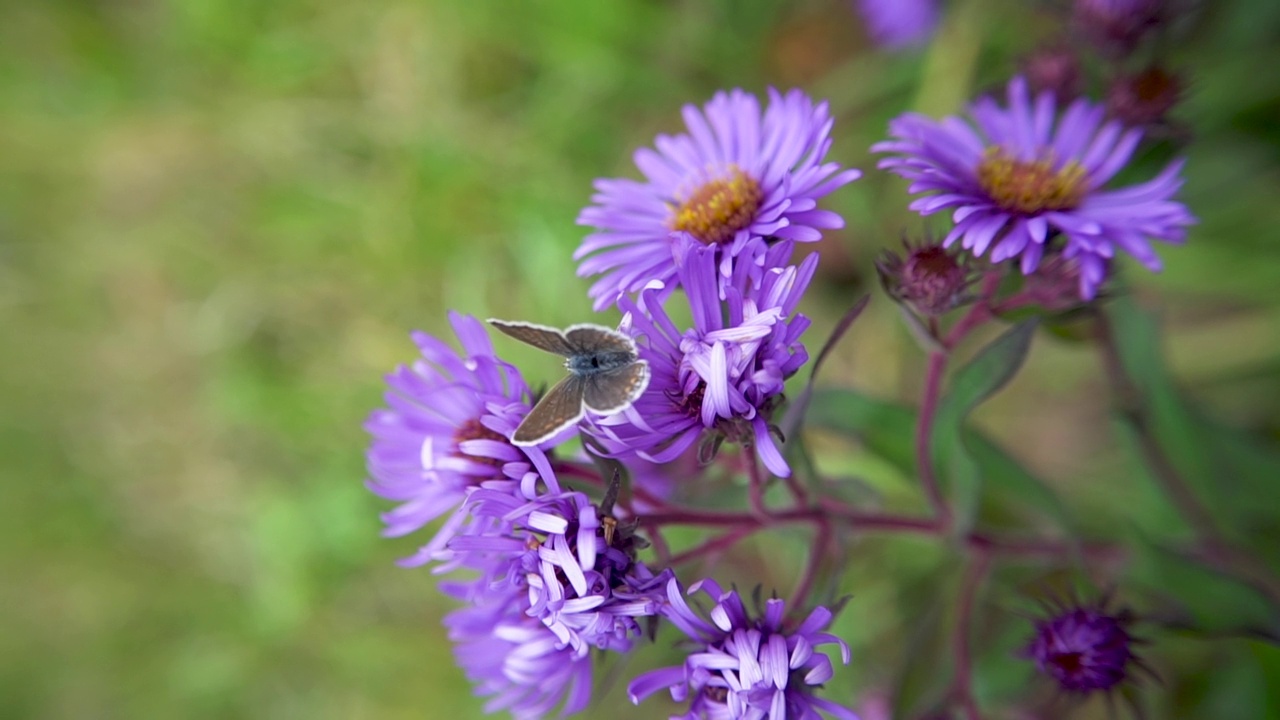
364, 311, 561, 568
575, 88, 860, 310
447, 487, 670, 658
445, 581, 594, 720
854, 0, 939, 50
587, 239, 813, 478
629, 578, 857, 719
1021, 596, 1150, 695
872, 76, 1196, 299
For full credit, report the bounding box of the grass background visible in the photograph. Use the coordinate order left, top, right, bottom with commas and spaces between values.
2, 0, 1279, 717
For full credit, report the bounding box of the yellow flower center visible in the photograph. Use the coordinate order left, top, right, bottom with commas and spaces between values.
976, 148, 1088, 215
670, 167, 764, 245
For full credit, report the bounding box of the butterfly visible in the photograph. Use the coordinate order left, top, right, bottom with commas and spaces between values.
488, 319, 651, 446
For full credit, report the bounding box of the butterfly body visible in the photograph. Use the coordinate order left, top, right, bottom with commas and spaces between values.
488, 319, 651, 446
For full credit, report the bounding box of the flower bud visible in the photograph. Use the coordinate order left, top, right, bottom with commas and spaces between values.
876, 239, 973, 316
1108, 65, 1183, 127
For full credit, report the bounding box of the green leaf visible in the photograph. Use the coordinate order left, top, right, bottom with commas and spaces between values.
806, 389, 917, 473
932, 319, 1039, 531
807, 387, 1073, 534
1126, 533, 1280, 643
780, 294, 870, 440
1106, 297, 1280, 555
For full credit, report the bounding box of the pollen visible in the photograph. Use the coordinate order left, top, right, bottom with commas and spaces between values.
976, 148, 1087, 215
452, 417, 508, 468
670, 167, 764, 245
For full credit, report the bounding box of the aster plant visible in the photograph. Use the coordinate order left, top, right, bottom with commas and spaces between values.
362, 8, 1280, 715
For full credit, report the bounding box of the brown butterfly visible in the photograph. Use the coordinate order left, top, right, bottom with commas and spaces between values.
488, 319, 651, 446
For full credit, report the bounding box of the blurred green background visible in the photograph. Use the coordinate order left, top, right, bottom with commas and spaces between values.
3, 0, 1279, 718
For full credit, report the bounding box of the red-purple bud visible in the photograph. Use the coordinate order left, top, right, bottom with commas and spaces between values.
876, 239, 973, 316
1022, 47, 1084, 102
1023, 596, 1144, 694
1107, 65, 1183, 127
1073, 0, 1164, 56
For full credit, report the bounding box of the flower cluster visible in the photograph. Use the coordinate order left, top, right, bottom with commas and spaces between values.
588, 238, 814, 477
447, 487, 669, 657
363, 51, 1201, 713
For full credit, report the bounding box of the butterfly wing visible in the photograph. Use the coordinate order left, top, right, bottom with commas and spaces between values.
512, 373, 587, 446
582, 360, 650, 415
564, 324, 636, 356
488, 319, 577, 356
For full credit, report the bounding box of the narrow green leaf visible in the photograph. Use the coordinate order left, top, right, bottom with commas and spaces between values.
806, 389, 917, 473
1126, 533, 1280, 643
807, 387, 1073, 533
933, 319, 1039, 530
780, 294, 870, 440
1106, 297, 1279, 555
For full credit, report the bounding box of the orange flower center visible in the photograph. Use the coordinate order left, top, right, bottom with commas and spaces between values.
976, 148, 1087, 215
670, 167, 764, 245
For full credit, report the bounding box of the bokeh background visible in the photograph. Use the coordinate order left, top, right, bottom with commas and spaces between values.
3, 0, 1279, 718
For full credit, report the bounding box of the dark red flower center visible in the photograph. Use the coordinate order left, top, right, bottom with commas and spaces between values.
671, 167, 764, 245
1050, 651, 1085, 676
675, 382, 708, 419
452, 417, 509, 468
977, 148, 1087, 215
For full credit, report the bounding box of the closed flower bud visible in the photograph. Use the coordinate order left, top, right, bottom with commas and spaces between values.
876, 239, 974, 317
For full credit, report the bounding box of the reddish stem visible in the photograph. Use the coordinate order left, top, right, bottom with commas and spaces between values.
950, 551, 991, 720
639, 507, 822, 528
916, 351, 952, 526
668, 526, 759, 566
789, 518, 831, 612
745, 449, 770, 518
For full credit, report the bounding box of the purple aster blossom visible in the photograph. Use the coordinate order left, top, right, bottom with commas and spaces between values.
444, 581, 594, 720
363, 311, 562, 568
575, 88, 860, 310
872, 76, 1196, 299
588, 238, 814, 478
629, 578, 857, 719
447, 487, 670, 658
1022, 596, 1147, 694
854, 0, 939, 50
